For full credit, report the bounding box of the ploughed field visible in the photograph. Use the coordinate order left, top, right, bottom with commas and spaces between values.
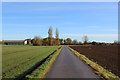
70, 45, 119, 77
2, 45, 60, 78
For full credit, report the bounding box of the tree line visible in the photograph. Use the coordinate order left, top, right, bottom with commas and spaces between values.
28, 26, 84, 46
27, 26, 118, 46
24, 26, 118, 46
30, 26, 59, 46
1, 26, 118, 46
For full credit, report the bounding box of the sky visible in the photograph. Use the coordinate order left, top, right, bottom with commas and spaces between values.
2, 0, 119, 2
2, 2, 118, 43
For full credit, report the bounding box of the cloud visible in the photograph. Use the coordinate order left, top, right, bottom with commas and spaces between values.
61, 33, 118, 37
87, 26, 118, 32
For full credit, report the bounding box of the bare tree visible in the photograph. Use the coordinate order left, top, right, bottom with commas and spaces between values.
114, 40, 118, 45
48, 26, 53, 38
48, 26, 53, 45
73, 39, 78, 45
55, 28, 60, 45
34, 35, 41, 41
83, 35, 88, 44
56, 28, 59, 39
33, 35, 42, 46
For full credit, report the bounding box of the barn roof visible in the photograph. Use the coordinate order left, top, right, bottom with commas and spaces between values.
4, 40, 25, 43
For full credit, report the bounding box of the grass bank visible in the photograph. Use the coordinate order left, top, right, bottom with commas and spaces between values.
68, 46, 120, 80
26, 46, 63, 79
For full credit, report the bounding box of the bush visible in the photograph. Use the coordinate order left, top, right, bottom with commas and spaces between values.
35, 39, 42, 46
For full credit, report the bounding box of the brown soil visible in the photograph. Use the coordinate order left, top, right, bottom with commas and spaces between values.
70, 45, 119, 77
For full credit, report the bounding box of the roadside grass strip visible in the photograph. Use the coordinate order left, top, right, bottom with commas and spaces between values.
68, 46, 120, 80
26, 46, 63, 79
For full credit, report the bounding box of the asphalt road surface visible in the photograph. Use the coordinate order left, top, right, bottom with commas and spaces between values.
45, 46, 99, 78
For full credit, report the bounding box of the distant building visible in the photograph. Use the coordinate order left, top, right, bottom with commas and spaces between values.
3, 40, 31, 45
4, 40, 25, 45
24, 40, 27, 45
24, 39, 31, 45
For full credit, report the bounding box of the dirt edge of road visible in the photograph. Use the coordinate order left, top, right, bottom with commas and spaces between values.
67, 46, 120, 80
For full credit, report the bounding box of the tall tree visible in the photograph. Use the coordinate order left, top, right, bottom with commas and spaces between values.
83, 35, 88, 45
48, 26, 53, 45
55, 28, 60, 45
48, 26, 53, 38
56, 28, 59, 39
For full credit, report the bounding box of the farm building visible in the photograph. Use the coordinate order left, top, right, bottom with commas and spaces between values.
25, 39, 31, 45
3, 40, 31, 45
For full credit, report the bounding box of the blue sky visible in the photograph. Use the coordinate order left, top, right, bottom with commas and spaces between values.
2, 2, 118, 43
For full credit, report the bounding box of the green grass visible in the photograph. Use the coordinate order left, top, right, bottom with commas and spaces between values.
26, 46, 62, 78
2, 45, 60, 78
68, 46, 120, 80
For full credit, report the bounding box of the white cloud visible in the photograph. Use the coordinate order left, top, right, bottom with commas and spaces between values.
87, 26, 118, 32
61, 33, 118, 37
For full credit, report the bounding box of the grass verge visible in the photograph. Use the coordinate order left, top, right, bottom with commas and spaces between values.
25, 46, 63, 79
68, 46, 120, 80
